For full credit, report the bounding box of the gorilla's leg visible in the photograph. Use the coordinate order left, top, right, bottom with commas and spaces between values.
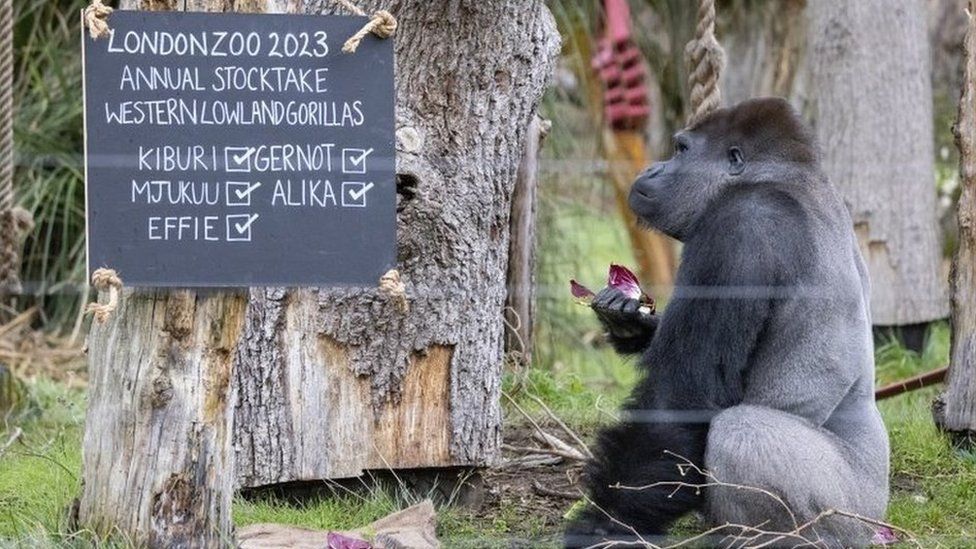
705, 405, 884, 548
564, 419, 707, 548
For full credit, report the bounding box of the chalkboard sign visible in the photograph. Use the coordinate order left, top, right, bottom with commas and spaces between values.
82, 11, 395, 287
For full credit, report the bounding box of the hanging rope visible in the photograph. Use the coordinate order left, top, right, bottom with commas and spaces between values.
379, 269, 408, 313
86, 268, 123, 323
0, 0, 34, 296
84, 0, 114, 40
331, 0, 397, 53
684, 0, 726, 126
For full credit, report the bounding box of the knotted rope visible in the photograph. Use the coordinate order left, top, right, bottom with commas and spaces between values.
332, 0, 397, 53
86, 268, 123, 323
684, 0, 726, 126
0, 0, 34, 295
379, 269, 408, 313
84, 0, 113, 40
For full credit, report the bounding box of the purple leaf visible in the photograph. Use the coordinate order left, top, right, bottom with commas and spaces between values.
327, 532, 371, 549
607, 264, 643, 300
871, 526, 898, 545
570, 279, 596, 302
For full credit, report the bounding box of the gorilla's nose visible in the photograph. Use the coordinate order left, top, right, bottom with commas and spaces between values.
642, 163, 666, 179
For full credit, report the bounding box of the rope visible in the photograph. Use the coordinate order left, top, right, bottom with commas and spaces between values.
378, 269, 408, 313
331, 0, 397, 54
86, 268, 123, 323
0, 0, 33, 295
684, 0, 726, 126
84, 0, 114, 40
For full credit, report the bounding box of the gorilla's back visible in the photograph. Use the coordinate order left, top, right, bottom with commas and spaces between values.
735, 175, 889, 504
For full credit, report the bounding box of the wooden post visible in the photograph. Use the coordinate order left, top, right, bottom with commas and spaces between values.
80, 291, 246, 545
505, 115, 549, 365
604, 130, 676, 291
934, 1, 976, 443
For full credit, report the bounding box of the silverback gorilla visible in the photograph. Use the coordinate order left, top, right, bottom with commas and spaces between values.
565, 98, 889, 548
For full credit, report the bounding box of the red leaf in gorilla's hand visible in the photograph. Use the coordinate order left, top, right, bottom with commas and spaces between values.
608, 264, 655, 312
571, 265, 656, 313
570, 280, 596, 304
607, 264, 643, 300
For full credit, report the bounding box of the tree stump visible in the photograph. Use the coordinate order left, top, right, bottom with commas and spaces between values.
80, 0, 559, 545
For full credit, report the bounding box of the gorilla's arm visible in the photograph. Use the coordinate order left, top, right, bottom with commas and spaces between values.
591, 287, 659, 354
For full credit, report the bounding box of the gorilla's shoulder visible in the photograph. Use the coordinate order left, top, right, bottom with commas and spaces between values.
687, 184, 816, 282
699, 184, 811, 238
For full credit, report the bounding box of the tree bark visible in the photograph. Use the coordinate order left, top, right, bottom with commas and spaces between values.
81, 0, 558, 545
806, 0, 948, 327
232, 0, 557, 488
934, 1, 976, 443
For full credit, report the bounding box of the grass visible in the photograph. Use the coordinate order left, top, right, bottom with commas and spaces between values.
3, 323, 974, 547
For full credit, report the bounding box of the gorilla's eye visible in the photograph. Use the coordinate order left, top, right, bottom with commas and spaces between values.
674, 141, 688, 156
728, 147, 745, 175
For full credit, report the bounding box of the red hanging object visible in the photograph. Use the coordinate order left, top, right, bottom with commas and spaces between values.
591, 0, 651, 131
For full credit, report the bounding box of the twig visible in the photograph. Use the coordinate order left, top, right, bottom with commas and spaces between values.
502, 443, 583, 462
496, 454, 563, 469
531, 431, 587, 461
524, 391, 594, 458
531, 480, 580, 500
0, 426, 21, 457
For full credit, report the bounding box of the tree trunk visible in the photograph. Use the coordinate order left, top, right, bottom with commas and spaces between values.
81, 0, 558, 545
81, 290, 246, 545
806, 0, 948, 327
719, 0, 807, 106
233, 0, 558, 488
934, 1, 976, 443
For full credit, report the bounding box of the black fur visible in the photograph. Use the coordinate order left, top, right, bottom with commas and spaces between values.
565, 98, 822, 547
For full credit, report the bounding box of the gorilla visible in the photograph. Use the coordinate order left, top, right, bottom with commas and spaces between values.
565, 98, 889, 548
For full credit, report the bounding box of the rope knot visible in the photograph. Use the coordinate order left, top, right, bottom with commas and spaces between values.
378, 269, 408, 313
370, 10, 398, 38
84, 0, 114, 40
342, 9, 398, 53
0, 208, 34, 295
87, 268, 123, 324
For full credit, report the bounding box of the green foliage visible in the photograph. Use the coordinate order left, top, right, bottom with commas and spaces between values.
14, 0, 89, 330
234, 493, 399, 533
0, 380, 84, 546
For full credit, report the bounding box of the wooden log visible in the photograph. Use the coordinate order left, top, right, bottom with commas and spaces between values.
934, 1, 976, 443
504, 115, 549, 365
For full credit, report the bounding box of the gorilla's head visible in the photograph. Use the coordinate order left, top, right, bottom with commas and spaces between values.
629, 97, 819, 241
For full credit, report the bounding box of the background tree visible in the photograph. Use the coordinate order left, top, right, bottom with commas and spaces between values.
934, 0, 976, 444
80, 0, 559, 545
806, 0, 948, 350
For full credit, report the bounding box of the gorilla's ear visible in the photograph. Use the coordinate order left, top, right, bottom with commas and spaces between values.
728, 147, 745, 175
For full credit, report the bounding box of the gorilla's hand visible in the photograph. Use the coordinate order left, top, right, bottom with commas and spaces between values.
592, 287, 658, 353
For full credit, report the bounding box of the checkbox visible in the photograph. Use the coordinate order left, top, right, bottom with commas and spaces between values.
342, 148, 373, 174
342, 181, 374, 208
226, 181, 261, 207
226, 213, 258, 242
225, 147, 255, 173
